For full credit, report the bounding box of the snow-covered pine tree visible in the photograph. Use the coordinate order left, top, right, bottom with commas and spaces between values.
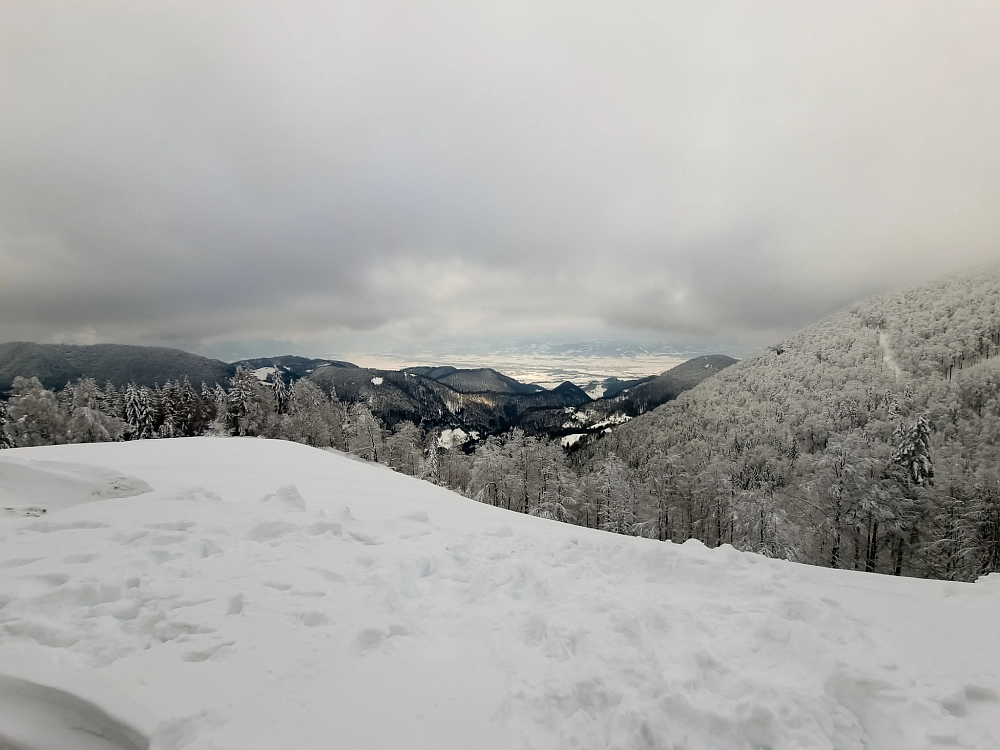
223, 367, 274, 437
159, 380, 179, 437
269, 371, 289, 415
102, 381, 124, 421
123, 383, 149, 440
892, 413, 934, 486
66, 377, 124, 443
176, 377, 199, 436
418, 445, 440, 484
0, 400, 14, 448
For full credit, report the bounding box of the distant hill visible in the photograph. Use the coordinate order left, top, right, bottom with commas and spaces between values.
581, 375, 655, 400
310, 366, 588, 435
404, 366, 544, 395
0, 342, 235, 394
618, 355, 738, 414
516, 355, 737, 439
234, 355, 358, 382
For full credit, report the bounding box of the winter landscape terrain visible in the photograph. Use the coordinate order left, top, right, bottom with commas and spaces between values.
0, 437, 999, 749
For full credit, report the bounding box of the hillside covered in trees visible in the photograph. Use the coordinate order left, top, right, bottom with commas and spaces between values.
584, 266, 1000, 580
0, 342, 235, 395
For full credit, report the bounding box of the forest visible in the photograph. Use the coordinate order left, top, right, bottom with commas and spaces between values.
2, 267, 999, 582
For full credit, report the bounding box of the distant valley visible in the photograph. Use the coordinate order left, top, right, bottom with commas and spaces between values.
0, 342, 735, 442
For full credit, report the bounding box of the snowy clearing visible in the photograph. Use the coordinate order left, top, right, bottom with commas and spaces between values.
0, 438, 998, 749
879, 332, 904, 379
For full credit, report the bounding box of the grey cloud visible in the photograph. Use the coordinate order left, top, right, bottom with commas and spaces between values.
2, 0, 999, 357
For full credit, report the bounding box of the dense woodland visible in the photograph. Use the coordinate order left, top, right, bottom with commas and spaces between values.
3, 268, 1000, 582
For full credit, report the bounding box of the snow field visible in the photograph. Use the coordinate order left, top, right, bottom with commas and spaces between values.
0, 438, 998, 749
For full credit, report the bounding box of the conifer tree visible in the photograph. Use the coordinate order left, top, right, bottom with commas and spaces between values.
269, 370, 290, 415
223, 367, 274, 437
892, 413, 934, 486
418, 445, 440, 484
0, 400, 14, 448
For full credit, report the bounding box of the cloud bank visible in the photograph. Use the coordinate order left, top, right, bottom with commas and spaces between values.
2, 1, 999, 358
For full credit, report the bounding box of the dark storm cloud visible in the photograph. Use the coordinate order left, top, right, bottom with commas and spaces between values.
2, 0, 999, 355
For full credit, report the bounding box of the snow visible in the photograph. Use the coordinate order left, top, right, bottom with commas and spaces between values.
590, 413, 632, 429
0, 438, 998, 749
880, 331, 904, 379
370, 377, 383, 386
436, 428, 468, 450
251, 367, 275, 382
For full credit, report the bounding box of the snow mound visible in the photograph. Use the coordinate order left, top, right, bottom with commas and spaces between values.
0, 457, 152, 515
0, 438, 996, 749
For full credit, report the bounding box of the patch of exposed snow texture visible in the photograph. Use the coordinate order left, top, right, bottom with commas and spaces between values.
560, 434, 585, 448
370, 377, 383, 386
879, 332, 904, 379
251, 367, 276, 382
590, 413, 632, 429
437, 428, 468, 450
585, 385, 606, 399
0, 438, 998, 750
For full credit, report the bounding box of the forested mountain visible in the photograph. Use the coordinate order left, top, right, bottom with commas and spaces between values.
233, 355, 357, 382
0, 342, 234, 395
583, 266, 1000, 580
517, 355, 737, 440
404, 366, 545, 394
308, 365, 589, 435
581, 375, 655, 400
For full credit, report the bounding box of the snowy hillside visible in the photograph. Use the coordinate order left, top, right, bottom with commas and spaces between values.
0, 438, 998, 749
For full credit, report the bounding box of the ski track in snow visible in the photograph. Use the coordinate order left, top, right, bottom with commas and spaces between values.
880, 331, 904, 379
0, 438, 998, 749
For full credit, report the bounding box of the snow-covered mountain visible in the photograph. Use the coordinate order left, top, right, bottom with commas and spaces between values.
0, 438, 997, 749
585, 266, 1000, 580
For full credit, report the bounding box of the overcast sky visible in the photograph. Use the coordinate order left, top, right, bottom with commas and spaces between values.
2, 1, 999, 360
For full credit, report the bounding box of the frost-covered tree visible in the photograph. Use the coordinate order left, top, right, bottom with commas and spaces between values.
0, 400, 14, 449
123, 383, 152, 439
269, 370, 290, 415
596, 454, 636, 535
345, 403, 384, 461
385, 422, 422, 475
892, 413, 934, 487
279, 379, 343, 448
158, 380, 179, 437
418, 445, 440, 484
66, 378, 124, 443
531, 443, 578, 523
964, 475, 1000, 576
469, 436, 511, 508
6, 377, 65, 447
222, 366, 274, 437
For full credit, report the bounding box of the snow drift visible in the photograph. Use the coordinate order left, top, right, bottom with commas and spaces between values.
0, 437, 997, 749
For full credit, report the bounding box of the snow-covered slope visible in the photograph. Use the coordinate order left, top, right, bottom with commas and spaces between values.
0, 438, 998, 749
